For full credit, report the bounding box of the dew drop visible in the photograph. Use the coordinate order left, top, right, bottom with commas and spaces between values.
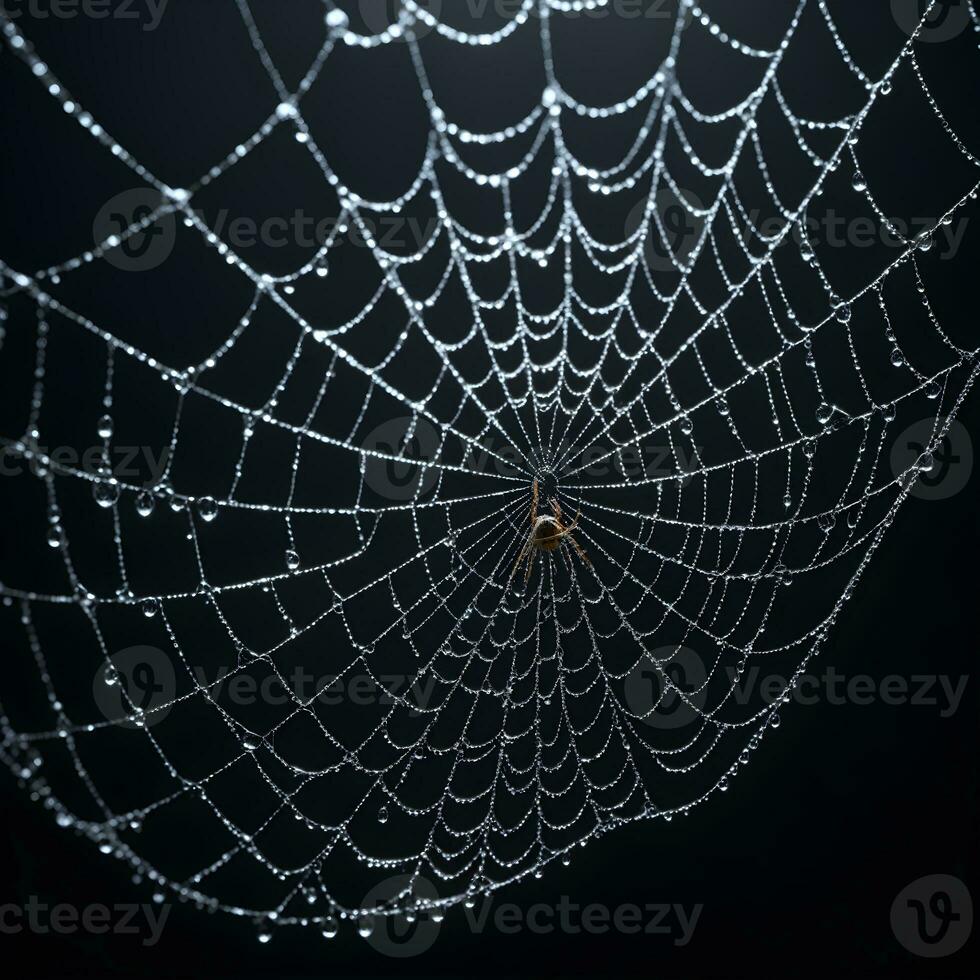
97, 414, 114, 440
925, 380, 941, 400
834, 303, 852, 324
851, 170, 867, 193
357, 915, 375, 939
46, 525, 64, 548
285, 549, 301, 571
680, 416, 694, 436
890, 347, 905, 368
783, 492, 793, 510
92, 481, 120, 509
321, 916, 339, 939
377, 805, 389, 825
136, 490, 155, 518
916, 452, 935, 473
815, 402, 834, 426
198, 496, 218, 522
141, 598, 158, 619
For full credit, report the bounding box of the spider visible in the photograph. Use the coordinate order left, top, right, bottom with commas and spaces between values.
510, 478, 590, 584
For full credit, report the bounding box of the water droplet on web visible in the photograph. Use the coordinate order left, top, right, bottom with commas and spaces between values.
357, 915, 375, 939
198, 496, 218, 522
834, 303, 852, 324
925, 380, 941, 399
783, 493, 793, 509
680, 416, 694, 436
321, 916, 339, 939
97, 414, 114, 440
92, 482, 119, 509
285, 550, 301, 571
46, 525, 63, 548
916, 452, 935, 473
136, 490, 155, 518
377, 806, 388, 824
816, 402, 834, 426
141, 598, 158, 618
890, 347, 905, 367
851, 169, 867, 193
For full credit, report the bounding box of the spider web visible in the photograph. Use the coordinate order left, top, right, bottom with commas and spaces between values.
1, 0, 979, 941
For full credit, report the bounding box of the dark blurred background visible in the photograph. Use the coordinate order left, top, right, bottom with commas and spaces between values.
0, 1, 977, 976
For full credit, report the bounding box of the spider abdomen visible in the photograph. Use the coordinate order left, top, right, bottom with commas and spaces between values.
533, 517, 562, 551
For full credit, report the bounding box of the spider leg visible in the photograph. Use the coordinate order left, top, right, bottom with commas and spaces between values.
530, 478, 539, 525
510, 535, 532, 582
550, 497, 562, 523
567, 532, 591, 567
524, 547, 536, 584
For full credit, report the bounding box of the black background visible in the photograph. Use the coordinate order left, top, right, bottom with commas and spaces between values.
0, 1, 977, 977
